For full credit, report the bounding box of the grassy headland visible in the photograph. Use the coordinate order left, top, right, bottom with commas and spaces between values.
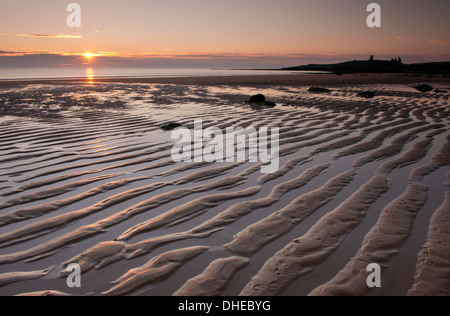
282, 60, 450, 75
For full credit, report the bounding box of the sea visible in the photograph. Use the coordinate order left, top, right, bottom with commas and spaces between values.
0, 67, 324, 80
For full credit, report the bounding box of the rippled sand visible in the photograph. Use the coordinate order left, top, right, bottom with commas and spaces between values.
0, 75, 449, 296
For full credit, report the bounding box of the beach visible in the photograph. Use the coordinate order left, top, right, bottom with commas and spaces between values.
0, 73, 449, 296
1, 72, 449, 88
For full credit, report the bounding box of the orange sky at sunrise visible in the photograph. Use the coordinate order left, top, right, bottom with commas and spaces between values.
0, 0, 449, 68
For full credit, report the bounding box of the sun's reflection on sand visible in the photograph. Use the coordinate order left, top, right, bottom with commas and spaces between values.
85, 68, 95, 84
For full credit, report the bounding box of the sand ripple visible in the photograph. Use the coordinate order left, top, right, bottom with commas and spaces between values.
0, 81, 448, 296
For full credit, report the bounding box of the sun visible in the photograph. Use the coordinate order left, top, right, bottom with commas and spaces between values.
83, 52, 94, 60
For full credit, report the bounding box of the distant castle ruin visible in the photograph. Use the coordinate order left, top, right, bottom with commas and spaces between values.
369, 55, 402, 63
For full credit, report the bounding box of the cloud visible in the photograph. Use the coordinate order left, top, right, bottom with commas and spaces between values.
0, 50, 447, 69
0, 51, 356, 69
0, 50, 27, 56
15, 33, 82, 39
427, 40, 447, 45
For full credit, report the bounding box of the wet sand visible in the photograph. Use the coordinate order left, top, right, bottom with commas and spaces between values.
0, 73, 449, 88
0, 74, 449, 296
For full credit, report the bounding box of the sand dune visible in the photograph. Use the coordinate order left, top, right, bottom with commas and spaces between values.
239, 175, 391, 296
173, 256, 250, 296
225, 170, 356, 257
0, 266, 53, 287
408, 192, 450, 296
0, 75, 449, 296
103, 246, 209, 296
410, 134, 450, 180
309, 183, 429, 296
15, 290, 70, 296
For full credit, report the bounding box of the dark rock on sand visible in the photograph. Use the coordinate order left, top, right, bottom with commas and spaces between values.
357, 91, 376, 99
415, 84, 434, 93
248, 94, 266, 103
246, 94, 276, 108
161, 123, 182, 131
308, 87, 331, 93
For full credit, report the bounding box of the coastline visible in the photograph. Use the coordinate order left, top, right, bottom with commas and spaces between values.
0, 73, 449, 89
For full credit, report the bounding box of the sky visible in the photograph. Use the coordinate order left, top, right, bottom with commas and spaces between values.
0, 0, 449, 68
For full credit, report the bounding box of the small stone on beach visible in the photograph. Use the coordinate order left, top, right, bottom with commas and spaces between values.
415, 84, 434, 93
308, 87, 331, 93
161, 123, 182, 131
246, 94, 277, 108
357, 91, 376, 99
248, 94, 266, 103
